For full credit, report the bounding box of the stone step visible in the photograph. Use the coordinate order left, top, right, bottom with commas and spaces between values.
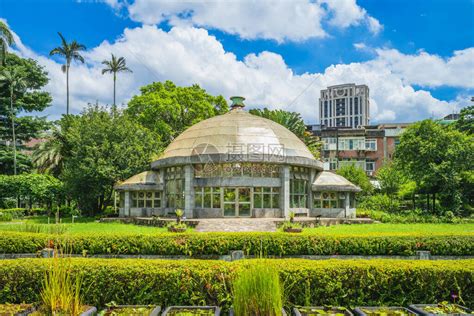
195, 218, 277, 232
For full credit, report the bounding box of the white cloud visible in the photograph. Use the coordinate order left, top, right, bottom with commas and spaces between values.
106, 0, 382, 42
374, 48, 474, 89
11, 25, 469, 123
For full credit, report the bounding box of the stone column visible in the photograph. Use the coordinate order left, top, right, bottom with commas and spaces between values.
344, 192, 350, 218
308, 169, 316, 215
124, 191, 130, 217
184, 164, 195, 218
160, 169, 167, 213
281, 165, 290, 218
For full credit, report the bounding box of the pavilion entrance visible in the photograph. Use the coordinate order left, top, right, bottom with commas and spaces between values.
223, 187, 252, 217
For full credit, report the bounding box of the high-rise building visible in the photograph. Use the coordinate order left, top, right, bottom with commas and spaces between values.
319, 83, 370, 129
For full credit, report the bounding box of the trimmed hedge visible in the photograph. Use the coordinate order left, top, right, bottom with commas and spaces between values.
0, 259, 472, 309
0, 232, 473, 256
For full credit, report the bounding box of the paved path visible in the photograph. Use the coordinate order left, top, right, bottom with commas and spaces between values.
195, 218, 277, 232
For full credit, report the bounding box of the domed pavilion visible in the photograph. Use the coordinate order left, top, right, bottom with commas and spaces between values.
115, 96, 361, 219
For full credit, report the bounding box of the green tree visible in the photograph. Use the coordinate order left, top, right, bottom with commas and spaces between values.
376, 160, 405, 210
249, 108, 322, 158
455, 105, 473, 135
101, 54, 132, 106
60, 105, 162, 214
0, 67, 27, 175
0, 21, 14, 66
49, 32, 86, 115
32, 126, 64, 177
0, 174, 63, 210
395, 119, 473, 214
127, 81, 228, 146
0, 53, 51, 175
336, 164, 373, 197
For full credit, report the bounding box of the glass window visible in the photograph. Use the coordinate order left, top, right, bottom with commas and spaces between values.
314, 191, 344, 208
166, 167, 184, 208
131, 191, 162, 208
365, 139, 376, 151
253, 187, 279, 209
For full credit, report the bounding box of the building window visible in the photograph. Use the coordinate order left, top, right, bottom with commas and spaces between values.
313, 192, 344, 208
354, 117, 359, 127
329, 159, 338, 170
366, 161, 375, 172
131, 191, 162, 208
195, 187, 221, 208
165, 167, 184, 208
290, 167, 309, 208
254, 187, 280, 208
365, 139, 377, 151
354, 98, 359, 115
394, 139, 400, 147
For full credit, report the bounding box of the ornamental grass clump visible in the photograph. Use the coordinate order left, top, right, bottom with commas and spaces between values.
232, 263, 283, 316
38, 254, 84, 315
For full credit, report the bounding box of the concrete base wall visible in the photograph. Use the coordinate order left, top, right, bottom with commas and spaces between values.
254, 208, 283, 218
310, 207, 356, 218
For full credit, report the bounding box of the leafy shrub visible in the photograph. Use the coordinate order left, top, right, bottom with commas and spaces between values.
0, 232, 472, 256
0, 259, 472, 309
358, 209, 471, 224
359, 195, 400, 213
0, 208, 26, 219
233, 264, 282, 316
0, 211, 13, 222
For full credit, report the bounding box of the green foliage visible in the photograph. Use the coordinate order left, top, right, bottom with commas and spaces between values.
336, 164, 373, 196
455, 105, 473, 135
126, 81, 228, 146
0, 21, 14, 65
59, 105, 162, 214
0, 231, 472, 256
0, 52, 52, 175
357, 209, 470, 224
233, 264, 282, 316
358, 195, 400, 213
395, 120, 474, 214
0, 174, 63, 208
249, 108, 322, 158
0, 211, 12, 221
0, 258, 472, 309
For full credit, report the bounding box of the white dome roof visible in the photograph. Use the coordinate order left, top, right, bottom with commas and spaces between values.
159, 107, 315, 161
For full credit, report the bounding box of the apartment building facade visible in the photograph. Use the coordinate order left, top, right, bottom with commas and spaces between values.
319, 83, 370, 129
308, 123, 410, 176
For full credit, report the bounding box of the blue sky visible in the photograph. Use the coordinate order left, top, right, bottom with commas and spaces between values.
1, 0, 473, 123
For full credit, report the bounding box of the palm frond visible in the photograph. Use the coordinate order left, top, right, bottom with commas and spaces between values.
0, 21, 14, 45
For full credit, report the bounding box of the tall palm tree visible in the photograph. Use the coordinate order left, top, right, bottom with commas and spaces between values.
49, 32, 86, 115
101, 54, 132, 106
0, 67, 27, 175
0, 21, 15, 66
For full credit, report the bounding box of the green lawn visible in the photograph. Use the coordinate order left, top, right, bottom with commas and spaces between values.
0, 217, 169, 234
0, 216, 472, 236
302, 223, 474, 236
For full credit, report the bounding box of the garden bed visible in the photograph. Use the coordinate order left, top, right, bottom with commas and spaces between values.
0, 231, 472, 256
0, 258, 472, 309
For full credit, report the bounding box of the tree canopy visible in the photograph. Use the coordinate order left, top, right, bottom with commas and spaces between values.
394, 119, 473, 214
59, 105, 162, 214
126, 81, 228, 146
336, 164, 373, 197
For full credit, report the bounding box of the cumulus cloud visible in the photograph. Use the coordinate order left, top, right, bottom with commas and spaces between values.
374, 48, 474, 89
105, 0, 382, 42
11, 25, 469, 123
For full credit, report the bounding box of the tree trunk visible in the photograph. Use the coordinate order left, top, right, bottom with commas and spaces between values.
10, 87, 17, 176
426, 194, 430, 212
432, 192, 436, 213
66, 65, 70, 115
113, 72, 116, 106
412, 194, 416, 210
